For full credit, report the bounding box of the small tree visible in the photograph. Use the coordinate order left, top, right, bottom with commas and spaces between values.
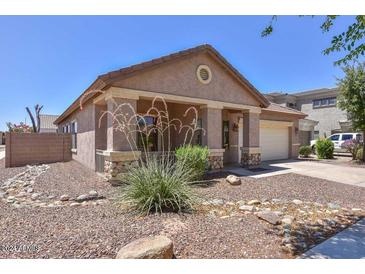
341, 139, 362, 160
337, 63, 365, 161
6, 122, 33, 133
26, 104, 43, 133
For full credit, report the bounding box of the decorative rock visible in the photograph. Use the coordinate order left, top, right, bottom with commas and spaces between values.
209, 199, 224, 206
31, 193, 41, 200
70, 202, 81, 207
236, 200, 246, 206
271, 199, 281, 203
281, 216, 294, 225
0, 192, 6, 199
60, 195, 70, 201
327, 203, 340, 210
76, 194, 89, 202
26, 188, 34, 193
89, 190, 98, 198
247, 199, 261, 205
292, 199, 303, 205
7, 196, 15, 203
226, 175, 241, 185
116, 236, 173, 259
351, 208, 362, 212
257, 211, 281, 225
239, 205, 256, 212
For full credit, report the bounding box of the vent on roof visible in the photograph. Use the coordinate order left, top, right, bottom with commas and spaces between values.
196, 65, 212, 84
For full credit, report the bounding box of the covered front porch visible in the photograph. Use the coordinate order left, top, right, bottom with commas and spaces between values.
93, 87, 262, 180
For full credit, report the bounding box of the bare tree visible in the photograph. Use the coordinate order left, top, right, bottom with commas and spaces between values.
26, 104, 43, 133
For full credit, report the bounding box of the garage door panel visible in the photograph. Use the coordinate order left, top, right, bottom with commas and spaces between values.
260, 127, 289, 161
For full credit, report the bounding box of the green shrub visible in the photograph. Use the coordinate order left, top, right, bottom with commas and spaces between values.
120, 156, 197, 214
299, 145, 312, 157
175, 145, 209, 180
316, 138, 334, 159
356, 146, 364, 161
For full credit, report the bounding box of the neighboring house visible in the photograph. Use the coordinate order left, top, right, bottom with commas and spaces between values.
54, 44, 306, 180
0, 131, 5, 145
39, 114, 59, 133
265, 88, 349, 145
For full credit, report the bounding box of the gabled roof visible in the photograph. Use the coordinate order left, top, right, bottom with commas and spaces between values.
39, 114, 59, 130
263, 102, 307, 117
55, 44, 270, 124
265, 87, 338, 98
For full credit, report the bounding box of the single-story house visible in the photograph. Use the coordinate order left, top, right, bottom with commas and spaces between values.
54, 44, 306, 180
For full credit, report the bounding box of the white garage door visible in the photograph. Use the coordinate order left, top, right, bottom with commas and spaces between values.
260, 126, 289, 161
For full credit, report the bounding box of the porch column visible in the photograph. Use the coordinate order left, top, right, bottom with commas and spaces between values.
241, 110, 261, 168
289, 120, 300, 158
201, 106, 225, 170
103, 96, 140, 182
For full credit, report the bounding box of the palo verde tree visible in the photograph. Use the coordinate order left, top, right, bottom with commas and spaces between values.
262, 16, 365, 65
337, 62, 365, 161
26, 104, 43, 133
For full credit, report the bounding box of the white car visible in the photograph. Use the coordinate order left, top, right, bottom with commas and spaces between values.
310, 132, 363, 152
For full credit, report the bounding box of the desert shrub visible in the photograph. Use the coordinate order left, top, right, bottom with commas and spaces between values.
120, 156, 197, 214
299, 145, 312, 158
341, 139, 362, 160
356, 146, 364, 161
175, 145, 209, 180
316, 138, 334, 159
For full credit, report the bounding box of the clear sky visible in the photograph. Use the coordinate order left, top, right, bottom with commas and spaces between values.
0, 16, 359, 131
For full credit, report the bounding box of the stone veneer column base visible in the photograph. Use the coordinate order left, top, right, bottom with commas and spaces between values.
100, 150, 141, 181
240, 147, 261, 169
207, 149, 225, 170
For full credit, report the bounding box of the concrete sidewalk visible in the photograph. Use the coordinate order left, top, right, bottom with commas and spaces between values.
300, 218, 365, 259
225, 160, 365, 188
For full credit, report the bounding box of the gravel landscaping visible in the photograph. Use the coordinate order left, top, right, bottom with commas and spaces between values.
0, 160, 364, 259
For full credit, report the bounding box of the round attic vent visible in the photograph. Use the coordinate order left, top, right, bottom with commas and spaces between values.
197, 65, 212, 84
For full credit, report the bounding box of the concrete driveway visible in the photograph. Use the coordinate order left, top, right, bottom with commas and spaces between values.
226, 159, 365, 188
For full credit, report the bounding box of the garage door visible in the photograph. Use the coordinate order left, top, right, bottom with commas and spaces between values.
260, 126, 289, 161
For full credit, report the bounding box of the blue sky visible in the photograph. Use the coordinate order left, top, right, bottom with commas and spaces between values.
0, 16, 359, 130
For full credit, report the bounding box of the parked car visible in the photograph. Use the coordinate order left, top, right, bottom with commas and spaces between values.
310, 133, 363, 153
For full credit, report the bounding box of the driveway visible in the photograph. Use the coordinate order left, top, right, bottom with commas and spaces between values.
226, 159, 365, 188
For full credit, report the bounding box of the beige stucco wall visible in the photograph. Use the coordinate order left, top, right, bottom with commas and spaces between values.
296, 97, 347, 137
58, 102, 96, 170
113, 52, 261, 107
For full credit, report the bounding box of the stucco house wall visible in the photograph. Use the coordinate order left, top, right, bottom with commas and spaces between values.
296, 97, 347, 138
113, 52, 262, 108
58, 102, 96, 170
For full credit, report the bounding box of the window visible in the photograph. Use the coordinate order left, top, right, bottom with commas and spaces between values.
71, 121, 77, 149
330, 134, 340, 141
313, 97, 337, 108
313, 130, 319, 140
341, 134, 353, 141
356, 134, 363, 142
222, 120, 229, 148
328, 97, 336, 106
137, 116, 158, 151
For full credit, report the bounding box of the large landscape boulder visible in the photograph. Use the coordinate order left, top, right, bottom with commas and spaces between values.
226, 175, 241, 185
116, 235, 174, 259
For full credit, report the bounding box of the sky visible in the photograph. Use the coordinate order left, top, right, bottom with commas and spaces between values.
0, 16, 360, 131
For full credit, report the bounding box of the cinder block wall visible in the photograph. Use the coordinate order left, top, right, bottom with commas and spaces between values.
5, 132, 71, 168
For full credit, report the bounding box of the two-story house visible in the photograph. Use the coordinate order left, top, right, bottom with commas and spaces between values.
265, 88, 350, 145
